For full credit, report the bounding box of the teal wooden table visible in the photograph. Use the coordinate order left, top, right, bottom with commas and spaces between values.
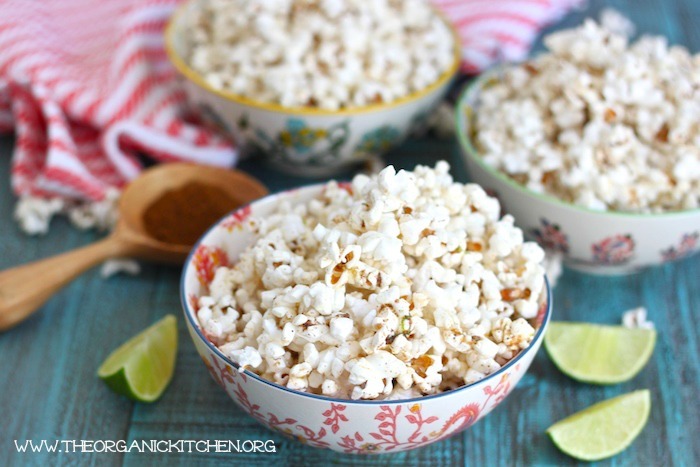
1, 0, 699, 465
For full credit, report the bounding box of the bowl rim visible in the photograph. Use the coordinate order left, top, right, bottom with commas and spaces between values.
455, 70, 700, 220
165, 0, 462, 117
180, 185, 553, 406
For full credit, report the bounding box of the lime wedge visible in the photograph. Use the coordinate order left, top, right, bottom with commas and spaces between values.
544, 322, 656, 384
98, 315, 177, 402
547, 390, 651, 461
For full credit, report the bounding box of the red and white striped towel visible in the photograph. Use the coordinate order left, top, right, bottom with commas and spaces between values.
0, 0, 583, 203
434, 0, 585, 73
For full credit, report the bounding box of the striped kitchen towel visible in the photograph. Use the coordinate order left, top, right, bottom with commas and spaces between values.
435, 0, 585, 73
0, 0, 582, 205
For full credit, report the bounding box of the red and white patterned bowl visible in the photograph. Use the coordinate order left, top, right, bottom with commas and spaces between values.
180, 185, 552, 454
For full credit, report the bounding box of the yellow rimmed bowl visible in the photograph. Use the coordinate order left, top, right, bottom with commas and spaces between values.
456, 71, 700, 275
165, 0, 461, 177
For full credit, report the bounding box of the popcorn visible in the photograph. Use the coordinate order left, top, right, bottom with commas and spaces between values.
67, 187, 120, 231
184, 0, 455, 110
542, 250, 564, 289
599, 8, 635, 38
14, 196, 65, 235
473, 18, 700, 213
14, 187, 120, 235
622, 307, 655, 330
228, 346, 263, 371
99, 259, 141, 279
197, 163, 545, 399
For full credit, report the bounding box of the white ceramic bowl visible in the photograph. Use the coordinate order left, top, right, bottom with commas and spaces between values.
457, 72, 700, 275
180, 185, 552, 454
165, 0, 460, 177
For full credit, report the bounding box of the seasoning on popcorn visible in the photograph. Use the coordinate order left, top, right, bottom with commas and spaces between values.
184, 0, 455, 110
197, 162, 546, 400
474, 19, 700, 213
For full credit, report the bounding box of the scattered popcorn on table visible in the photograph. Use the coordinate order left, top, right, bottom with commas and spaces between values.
542, 250, 564, 288
622, 307, 654, 330
474, 19, 700, 213
67, 188, 120, 231
184, 0, 455, 110
14, 188, 120, 236
14, 196, 65, 235
196, 163, 546, 400
100, 259, 141, 279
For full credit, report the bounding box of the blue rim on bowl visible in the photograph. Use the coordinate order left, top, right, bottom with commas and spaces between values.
180, 187, 554, 406
456, 70, 700, 220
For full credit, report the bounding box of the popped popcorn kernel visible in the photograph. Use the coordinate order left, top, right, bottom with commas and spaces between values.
196, 163, 546, 399
184, 0, 455, 110
474, 17, 700, 213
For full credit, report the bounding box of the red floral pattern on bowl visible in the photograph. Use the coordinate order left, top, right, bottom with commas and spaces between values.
181, 185, 552, 453
661, 232, 699, 262
220, 205, 252, 232
531, 218, 569, 253
592, 234, 635, 265
192, 245, 228, 287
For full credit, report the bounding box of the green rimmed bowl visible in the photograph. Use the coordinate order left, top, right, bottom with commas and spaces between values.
456, 72, 700, 274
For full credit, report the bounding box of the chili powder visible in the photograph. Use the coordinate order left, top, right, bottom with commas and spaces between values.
142, 182, 237, 245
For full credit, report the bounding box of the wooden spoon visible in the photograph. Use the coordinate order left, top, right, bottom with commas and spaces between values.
0, 163, 267, 331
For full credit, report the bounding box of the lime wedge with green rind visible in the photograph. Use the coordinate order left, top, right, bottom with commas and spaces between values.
547, 389, 651, 461
98, 315, 177, 402
545, 322, 656, 384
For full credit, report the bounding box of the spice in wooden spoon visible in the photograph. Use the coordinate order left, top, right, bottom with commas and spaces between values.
0, 163, 267, 331
142, 182, 236, 246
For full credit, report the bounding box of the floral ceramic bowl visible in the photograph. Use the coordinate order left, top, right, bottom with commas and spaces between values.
457, 73, 700, 275
165, 0, 460, 177
180, 185, 552, 454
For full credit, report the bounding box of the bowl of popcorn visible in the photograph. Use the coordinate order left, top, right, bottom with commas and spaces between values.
181, 162, 552, 453
166, 0, 460, 177
457, 19, 700, 274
